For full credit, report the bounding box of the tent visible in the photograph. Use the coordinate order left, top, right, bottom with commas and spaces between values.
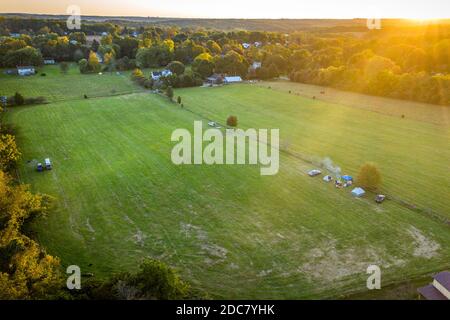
342, 175, 353, 182
351, 187, 365, 197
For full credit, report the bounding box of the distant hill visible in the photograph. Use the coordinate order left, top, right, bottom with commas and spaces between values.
1, 13, 449, 32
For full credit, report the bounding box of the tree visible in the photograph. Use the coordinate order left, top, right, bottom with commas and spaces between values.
166, 86, 174, 100
78, 58, 88, 73
60, 62, 69, 74
192, 53, 214, 78
167, 61, 185, 76
0, 170, 61, 300
0, 134, 21, 171
227, 115, 238, 127
88, 51, 101, 73
78, 258, 191, 300
13, 92, 25, 106
357, 162, 382, 191
4, 46, 43, 67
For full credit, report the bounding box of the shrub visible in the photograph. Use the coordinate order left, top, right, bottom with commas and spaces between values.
13, 92, 25, 106
227, 115, 238, 127
357, 162, 382, 191
166, 86, 174, 100
177, 96, 182, 104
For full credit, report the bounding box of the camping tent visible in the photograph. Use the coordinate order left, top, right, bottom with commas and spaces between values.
342, 175, 353, 182
351, 187, 365, 197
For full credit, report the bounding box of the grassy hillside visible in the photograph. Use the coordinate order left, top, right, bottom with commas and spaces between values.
4, 78, 450, 298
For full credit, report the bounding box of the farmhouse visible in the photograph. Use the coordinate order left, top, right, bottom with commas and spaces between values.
224, 76, 243, 84
151, 69, 172, 81
418, 271, 450, 300
17, 66, 35, 76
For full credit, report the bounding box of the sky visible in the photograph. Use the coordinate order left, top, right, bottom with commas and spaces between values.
1, 0, 449, 19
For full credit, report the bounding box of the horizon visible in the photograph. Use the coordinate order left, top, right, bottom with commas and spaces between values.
1, 0, 449, 20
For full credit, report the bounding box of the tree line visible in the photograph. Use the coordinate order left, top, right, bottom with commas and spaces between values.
1, 16, 449, 105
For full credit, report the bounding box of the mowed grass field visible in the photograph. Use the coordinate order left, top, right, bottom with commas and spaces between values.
0, 64, 144, 102
178, 84, 450, 219
3, 69, 450, 299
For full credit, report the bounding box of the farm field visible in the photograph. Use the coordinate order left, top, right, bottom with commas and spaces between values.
0, 65, 145, 102
177, 84, 450, 219
3, 71, 450, 299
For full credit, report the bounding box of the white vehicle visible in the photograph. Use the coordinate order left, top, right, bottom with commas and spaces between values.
308, 169, 322, 177
45, 158, 52, 170
208, 121, 217, 127
323, 175, 333, 182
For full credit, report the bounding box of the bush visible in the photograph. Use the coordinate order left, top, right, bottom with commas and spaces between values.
177, 96, 182, 104
13, 92, 25, 106
166, 86, 174, 100
227, 115, 238, 127
357, 162, 382, 191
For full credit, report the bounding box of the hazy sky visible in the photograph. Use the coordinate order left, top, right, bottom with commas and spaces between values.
1, 0, 449, 19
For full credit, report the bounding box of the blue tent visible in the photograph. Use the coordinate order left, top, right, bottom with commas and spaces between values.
351, 187, 365, 197
342, 175, 353, 182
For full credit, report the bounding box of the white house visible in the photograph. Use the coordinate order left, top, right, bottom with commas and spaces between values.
17, 66, 35, 76
254, 42, 262, 47
418, 271, 450, 300
151, 69, 172, 81
242, 43, 251, 49
224, 76, 243, 84
252, 61, 262, 70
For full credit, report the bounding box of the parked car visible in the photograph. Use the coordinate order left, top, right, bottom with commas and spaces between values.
308, 169, 322, 177
37, 163, 43, 172
45, 158, 52, 170
375, 195, 386, 203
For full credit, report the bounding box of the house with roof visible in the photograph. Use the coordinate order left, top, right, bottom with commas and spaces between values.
418, 271, 450, 300
242, 43, 251, 49
151, 69, 172, 81
17, 66, 35, 76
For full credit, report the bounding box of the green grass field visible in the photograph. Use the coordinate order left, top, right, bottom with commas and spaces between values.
2, 67, 450, 299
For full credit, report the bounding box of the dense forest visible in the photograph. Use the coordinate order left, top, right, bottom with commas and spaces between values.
1, 16, 449, 103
